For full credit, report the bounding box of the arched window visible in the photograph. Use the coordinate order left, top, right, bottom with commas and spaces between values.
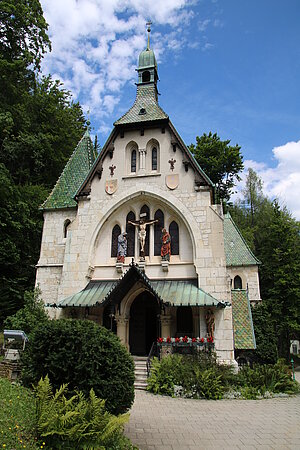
140, 205, 150, 256
234, 275, 242, 289
176, 306, 193, 336
142, 70, 150, 82
152, 147, 157, 170
126, 211, 136, 257
169, 221, 179, 255
111, 224, 121, 257
64, 219, 71, 238
131, 149, 137, 172
154, 209, 164, 256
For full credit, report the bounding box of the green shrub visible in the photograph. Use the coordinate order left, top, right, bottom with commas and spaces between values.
147, 352, 228, 399
21, 319, 135, 415
35, 376, 132, 449
237, 360, 298, 394
4, 288, 49, 336
193, 367, 224, 399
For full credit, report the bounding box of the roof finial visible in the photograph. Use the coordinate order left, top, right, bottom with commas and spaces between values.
86, 107, 91, 129
146, 20, 152, 50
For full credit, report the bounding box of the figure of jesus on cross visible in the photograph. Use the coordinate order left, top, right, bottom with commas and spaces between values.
127, 213, 158, 259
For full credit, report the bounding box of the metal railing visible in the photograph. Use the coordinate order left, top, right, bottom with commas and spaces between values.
146, 341, 159, 377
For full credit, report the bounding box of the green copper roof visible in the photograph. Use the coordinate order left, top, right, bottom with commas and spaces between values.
114, 84, 168, 126
138, 48, 157, 69
231, 289, 256, 349
151, 280, 227, 307
49, 265, 228, 308
41, 131, 97, 210
224, 213, 260, 266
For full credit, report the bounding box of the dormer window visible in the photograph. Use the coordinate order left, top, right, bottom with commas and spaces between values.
139, 108, 146, 115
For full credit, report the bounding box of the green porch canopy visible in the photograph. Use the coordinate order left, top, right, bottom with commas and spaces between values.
49, 264, 229, 309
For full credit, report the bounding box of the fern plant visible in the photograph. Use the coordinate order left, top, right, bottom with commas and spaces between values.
35, 376, 132, 449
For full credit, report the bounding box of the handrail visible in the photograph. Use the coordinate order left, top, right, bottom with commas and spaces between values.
146, 341, 158, 377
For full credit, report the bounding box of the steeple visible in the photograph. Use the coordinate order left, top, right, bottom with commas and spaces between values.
136, 21, 158, 89
114, 22, 168, 126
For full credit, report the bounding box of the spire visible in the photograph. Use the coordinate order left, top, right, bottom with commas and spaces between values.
146, 20, 152, 50
41, 131, 97, 210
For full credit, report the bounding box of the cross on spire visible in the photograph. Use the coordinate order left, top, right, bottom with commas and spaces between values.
146, 20, 152, 50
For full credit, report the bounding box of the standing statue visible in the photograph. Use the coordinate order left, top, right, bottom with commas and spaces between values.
127, 215, 158, 259
117, 232, 128, 263
205, 309, 215, 340
161, 228, 171, 261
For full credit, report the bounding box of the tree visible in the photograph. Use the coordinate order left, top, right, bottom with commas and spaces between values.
189, 132, 244, 201
0, 0, 87, 322
229, 170, 300, 362
242, 168, 264, 226
4, 288, 49, 335
0, 0, 51, 70
258, 202, 300, 360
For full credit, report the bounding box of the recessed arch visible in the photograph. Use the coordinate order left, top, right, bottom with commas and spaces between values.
154, 209, 164, 256
126, 211, 136, 257
146, 138, 160, 172
169, 221, 179, 255
63, 219, 71, 238
234, 275, 242, 289
111, 224, 121, 257
88, 188, 202, 267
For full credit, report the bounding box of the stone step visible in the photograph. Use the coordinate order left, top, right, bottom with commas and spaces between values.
134, 381, 148, 390
133, 356, 148, 390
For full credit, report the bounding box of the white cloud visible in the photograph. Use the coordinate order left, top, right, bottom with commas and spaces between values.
40, 0, 211, 134
233, 140, 300, 220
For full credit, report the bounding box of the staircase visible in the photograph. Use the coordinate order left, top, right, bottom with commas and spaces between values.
133, 356, 148, 390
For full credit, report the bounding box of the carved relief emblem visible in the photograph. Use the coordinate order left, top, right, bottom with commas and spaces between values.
105, 179, 118, 195
166, 174, 179, 190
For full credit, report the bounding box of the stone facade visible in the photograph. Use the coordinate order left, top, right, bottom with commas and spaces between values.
36, 39, 260, 365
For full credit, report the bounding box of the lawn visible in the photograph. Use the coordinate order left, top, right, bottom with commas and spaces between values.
0, 377, 42, 449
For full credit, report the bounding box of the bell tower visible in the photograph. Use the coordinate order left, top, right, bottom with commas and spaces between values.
136, 21, 159, 91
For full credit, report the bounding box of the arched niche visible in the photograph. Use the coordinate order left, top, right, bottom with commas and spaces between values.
146, 138, 160, 172
125, 141, 138, 174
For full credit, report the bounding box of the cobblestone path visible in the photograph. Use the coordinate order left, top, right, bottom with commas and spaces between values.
125, 390, 300, 449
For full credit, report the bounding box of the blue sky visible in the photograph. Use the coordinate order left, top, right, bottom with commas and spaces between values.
40, 0, 300, 218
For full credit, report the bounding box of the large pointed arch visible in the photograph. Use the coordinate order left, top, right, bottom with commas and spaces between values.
88, 188, 204, 268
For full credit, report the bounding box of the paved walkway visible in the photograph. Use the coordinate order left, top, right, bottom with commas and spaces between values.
125, 390, 300, 450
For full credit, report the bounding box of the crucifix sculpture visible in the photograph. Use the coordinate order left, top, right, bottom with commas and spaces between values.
168, 158, 176, 171
109, 164, 116, 176
127, 213, 158, 259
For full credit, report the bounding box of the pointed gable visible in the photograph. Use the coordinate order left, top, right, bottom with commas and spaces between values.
41, 131, 97, 210
224, 213, 261, 266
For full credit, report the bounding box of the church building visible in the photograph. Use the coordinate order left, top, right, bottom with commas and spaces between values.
36, 29, 260, 364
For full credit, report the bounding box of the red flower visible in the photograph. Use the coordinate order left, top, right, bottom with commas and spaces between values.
157, 337, 163, 344
200, 337, 204, 343
166, 336, 171, 343
207, 336, 214, 343
182, 336, 188, 343
192, 337, 196, 343
175, 337, 180, 343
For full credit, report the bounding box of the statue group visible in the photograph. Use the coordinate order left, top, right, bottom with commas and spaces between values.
117, 216, 172, 262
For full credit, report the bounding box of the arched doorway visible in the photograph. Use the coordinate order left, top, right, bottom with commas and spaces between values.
129, 291, 159, 356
